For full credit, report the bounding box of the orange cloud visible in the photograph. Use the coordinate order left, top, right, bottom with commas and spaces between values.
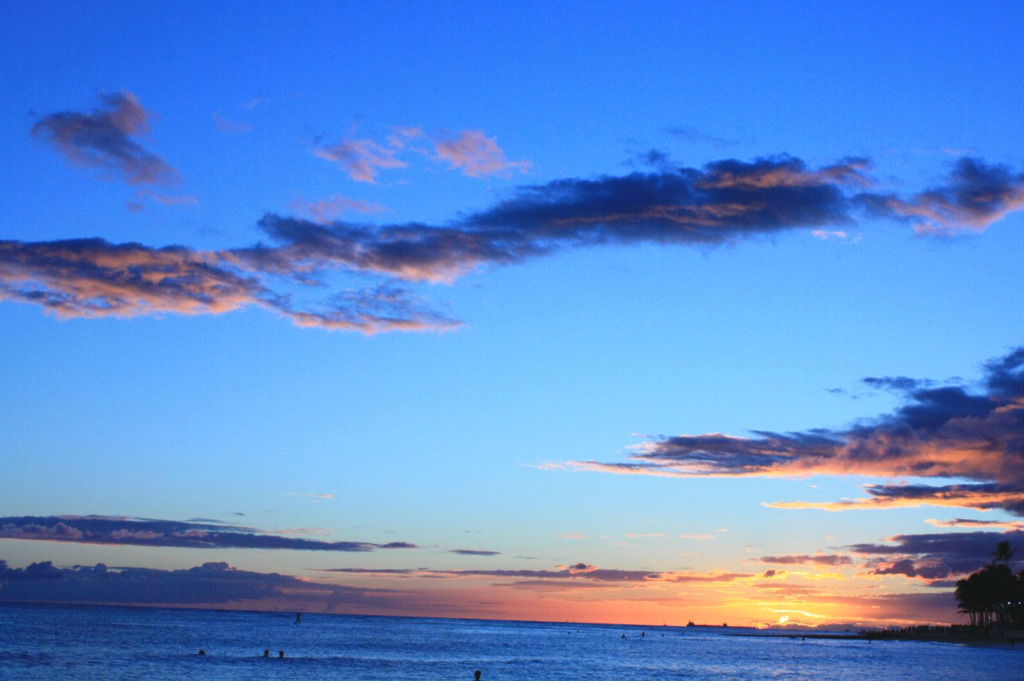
0, 239, 460, 333
561, 349, 1024, 516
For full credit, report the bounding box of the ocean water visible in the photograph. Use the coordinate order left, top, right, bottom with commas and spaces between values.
0, 603, 1020, 680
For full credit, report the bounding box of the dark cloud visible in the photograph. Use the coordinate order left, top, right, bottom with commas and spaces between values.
666, 572, 750, 583
664, 126, 737, 148
31, 92, 179, 186
324, 563, 661, 583
5, 153, 1024, 332
927, 517, 1024, 530
986, 346, 1024, 397
0, 516, 419, 553
846, 483, 1024, 515
450, 549, 500, 556
569, 347, 1024, 515
248, 215, 540, 283
847, 530, 1024, 581
862, 376, 932, 393
465, 156, 869, 248
0, 559, 397, 611
757, 554, 853, 567
855, 157, 1024, 234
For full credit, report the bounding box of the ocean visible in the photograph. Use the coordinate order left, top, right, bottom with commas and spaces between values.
0, 603, 1020, 680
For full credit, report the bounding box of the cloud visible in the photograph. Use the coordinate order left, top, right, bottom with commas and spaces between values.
925, 518, 1024, 531
135, 190, 199, 208
31, 92, 179, 186
290, 195, 387, 224
324, 562, 663, 583
5, 153, 1024, 332
466, 156, 870, 245
757, 554, 853, 567
450, 549, 500, 556
855, 157, 1024, 234
314, 137, 408, 183
213, 112, 253, 134
764, 483, 1024, 514
0, 516, 419, 553
0, 238, 262, 317
281, 492, 334, 500
252, 155, 874, 284
565, 346, 1024, 515
0, 238, 460, 333
861, 376, 933, 393
0, 559, 772, 622
847, 530, 1024, 581
0, 559, 401, 611
434, 130, 531, 177
665, 126, 736, 148
315, 126, 528, 182
665, 571, 751, 584
811, 230, 849, 241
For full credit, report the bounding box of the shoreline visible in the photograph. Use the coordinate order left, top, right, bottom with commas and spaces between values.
730, 627, 1024, 647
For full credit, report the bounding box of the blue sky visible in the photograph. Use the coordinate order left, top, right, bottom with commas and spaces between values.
2, 1, 1023, 627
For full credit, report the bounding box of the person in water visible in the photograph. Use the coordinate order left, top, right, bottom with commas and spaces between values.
474, 671, 482, 680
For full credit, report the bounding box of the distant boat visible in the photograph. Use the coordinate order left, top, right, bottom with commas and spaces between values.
686, 621, 695, 628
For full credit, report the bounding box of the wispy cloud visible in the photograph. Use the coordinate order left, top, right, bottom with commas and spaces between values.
289, 195, 388, 224
325, 562, 669, 584
757, 554, 853, 567
314, 137, 408, 183
0, 516, 419, 552
135, 190, 199, 208
281, 492, 334, 501
665, 125, 736, 148
31, 92, 179, 186
434, 130, 531, 177
925, 517, 1024, 531
213, 112, 253, 134
565, 347, 1024, 516
811, 230, 849, 241
315, 126, 528, 182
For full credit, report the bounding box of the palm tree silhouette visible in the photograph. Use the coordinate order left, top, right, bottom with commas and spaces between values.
992, 540, 1016, 567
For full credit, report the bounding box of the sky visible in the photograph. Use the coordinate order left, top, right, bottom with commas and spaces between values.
2, 1, 1023, 629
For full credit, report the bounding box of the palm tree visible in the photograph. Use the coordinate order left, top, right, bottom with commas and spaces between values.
955, 575, 982, 626
955, 543, 1020, 628
992, 540, 1016, 567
